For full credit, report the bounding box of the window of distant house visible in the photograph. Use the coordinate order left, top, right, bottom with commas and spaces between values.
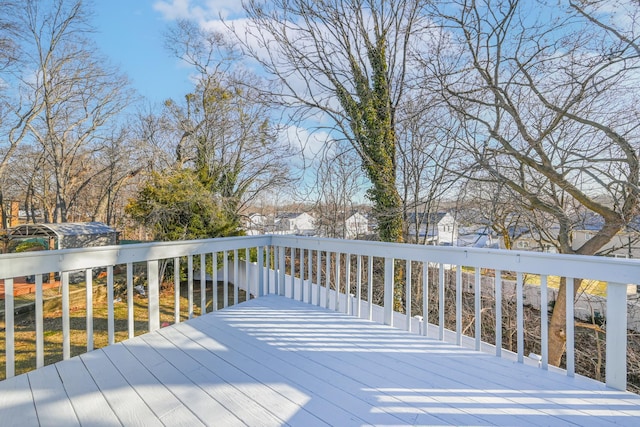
517, 241, 530, 249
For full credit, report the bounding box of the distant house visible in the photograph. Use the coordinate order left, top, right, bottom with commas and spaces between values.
457, 226, 500, 249
343, 211, 369, 239
244, 213, 267, 235
505, 213, 640, 257
572, 214, 640, 258
275, 212, 315, 236
406, 212, 458, 245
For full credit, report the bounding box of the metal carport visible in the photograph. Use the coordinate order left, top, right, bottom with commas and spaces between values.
9, 222, 117, 250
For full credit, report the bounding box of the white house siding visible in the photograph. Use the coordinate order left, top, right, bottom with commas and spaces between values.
344, 213, 369, 239
275, 212, 315, 235
407, 212, 459, 245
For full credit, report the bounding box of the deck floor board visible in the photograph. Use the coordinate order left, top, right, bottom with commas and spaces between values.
2, 294, 640, 426
0, 371, 39, 426
55, 356, 121, 426
27, 364, 80, 427
79, 348, 163, 426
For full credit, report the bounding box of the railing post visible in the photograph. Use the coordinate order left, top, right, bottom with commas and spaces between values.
173, 258, 180, 324
128, 262, 135, 337
291, 247, 296, 300
264, 246, 276, 295
245, 247, 251, 301
405, 259, 412, 332
606, 282, 628, 390
258, 246, 264, 297
234, 249, 239, 305
422, 261, 428, 337
438, 264, 445, 340
334, 252, 341, 312
265, 245, 271, 294
456, 265, 462, 345
384, 257, 394, 326
86, 269, 94, 351
316, 250, 322, 306
188, 255, 194, 318
279, 246, 286, 296
107, 265, 115, 345
212, 251, 218, 310
325, 251, 331, 308
148, 260, 160, 332
540, 274, 548, 369
367, 256, 373, 320
223, 250, 229, 307
566, 277, 575, 377
346, 254, 351, 314
62, 271, 70, 360
356, 255, 362, 318
517, 272, 524, 363
201, 253, 207, 313
300, 249, 305, 302
308, 248, 313, 304
475, 267, 481, 351
4, 278, 14, 378
35, 274, 44, 368
495, 270, 503, 357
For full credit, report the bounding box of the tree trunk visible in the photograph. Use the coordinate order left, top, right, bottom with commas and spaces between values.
548, 278, 568, 366
548, 277, 582, 366
370, 179, 404, 244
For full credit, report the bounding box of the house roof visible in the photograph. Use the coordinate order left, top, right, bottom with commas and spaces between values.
276, 212, 313, 219
573, 213, 640, 232
406, 212, 449, 224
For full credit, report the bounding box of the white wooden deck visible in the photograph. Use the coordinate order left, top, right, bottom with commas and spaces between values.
2, 295, 640, 426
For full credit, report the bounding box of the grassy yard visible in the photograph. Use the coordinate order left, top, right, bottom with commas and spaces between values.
1, 280, 246, 380
521, 274, 607, 297
459, 266, 608, 296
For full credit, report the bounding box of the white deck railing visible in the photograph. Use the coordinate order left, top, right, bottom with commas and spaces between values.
1, 235, 638, 391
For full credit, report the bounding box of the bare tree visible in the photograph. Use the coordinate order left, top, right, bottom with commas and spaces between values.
432, 0, 640, 366
0, 0, 20, 74
397, 96, 462, 244
238, 0, 431, 242
458, 179, 534, 250
22, 0, 133, 222
0, 0, 43, 228
313, 144, 367, 239
87, 127, 143, 226
159, 20, 293, 225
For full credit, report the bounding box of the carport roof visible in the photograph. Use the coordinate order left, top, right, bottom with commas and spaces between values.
9, 222, 116, 239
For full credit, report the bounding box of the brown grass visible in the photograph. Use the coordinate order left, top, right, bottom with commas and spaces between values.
0, 281, 246, 380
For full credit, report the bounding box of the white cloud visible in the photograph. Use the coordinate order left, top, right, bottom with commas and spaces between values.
153, 0, 199, 20
204, 0, 245, 19
282, 125, 332, 162
153, 0, 244, 22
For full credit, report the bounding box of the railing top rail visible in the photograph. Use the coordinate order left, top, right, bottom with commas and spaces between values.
272, 235, 640, 285
0, 235, 271, 279
2, 233, 640, 284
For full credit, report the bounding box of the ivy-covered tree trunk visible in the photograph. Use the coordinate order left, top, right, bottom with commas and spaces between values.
240, 0, 424, 244
336, 34, 404, 244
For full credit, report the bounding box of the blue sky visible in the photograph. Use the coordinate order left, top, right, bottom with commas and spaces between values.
89, 0, 361, 196
91, 0, 204, 105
